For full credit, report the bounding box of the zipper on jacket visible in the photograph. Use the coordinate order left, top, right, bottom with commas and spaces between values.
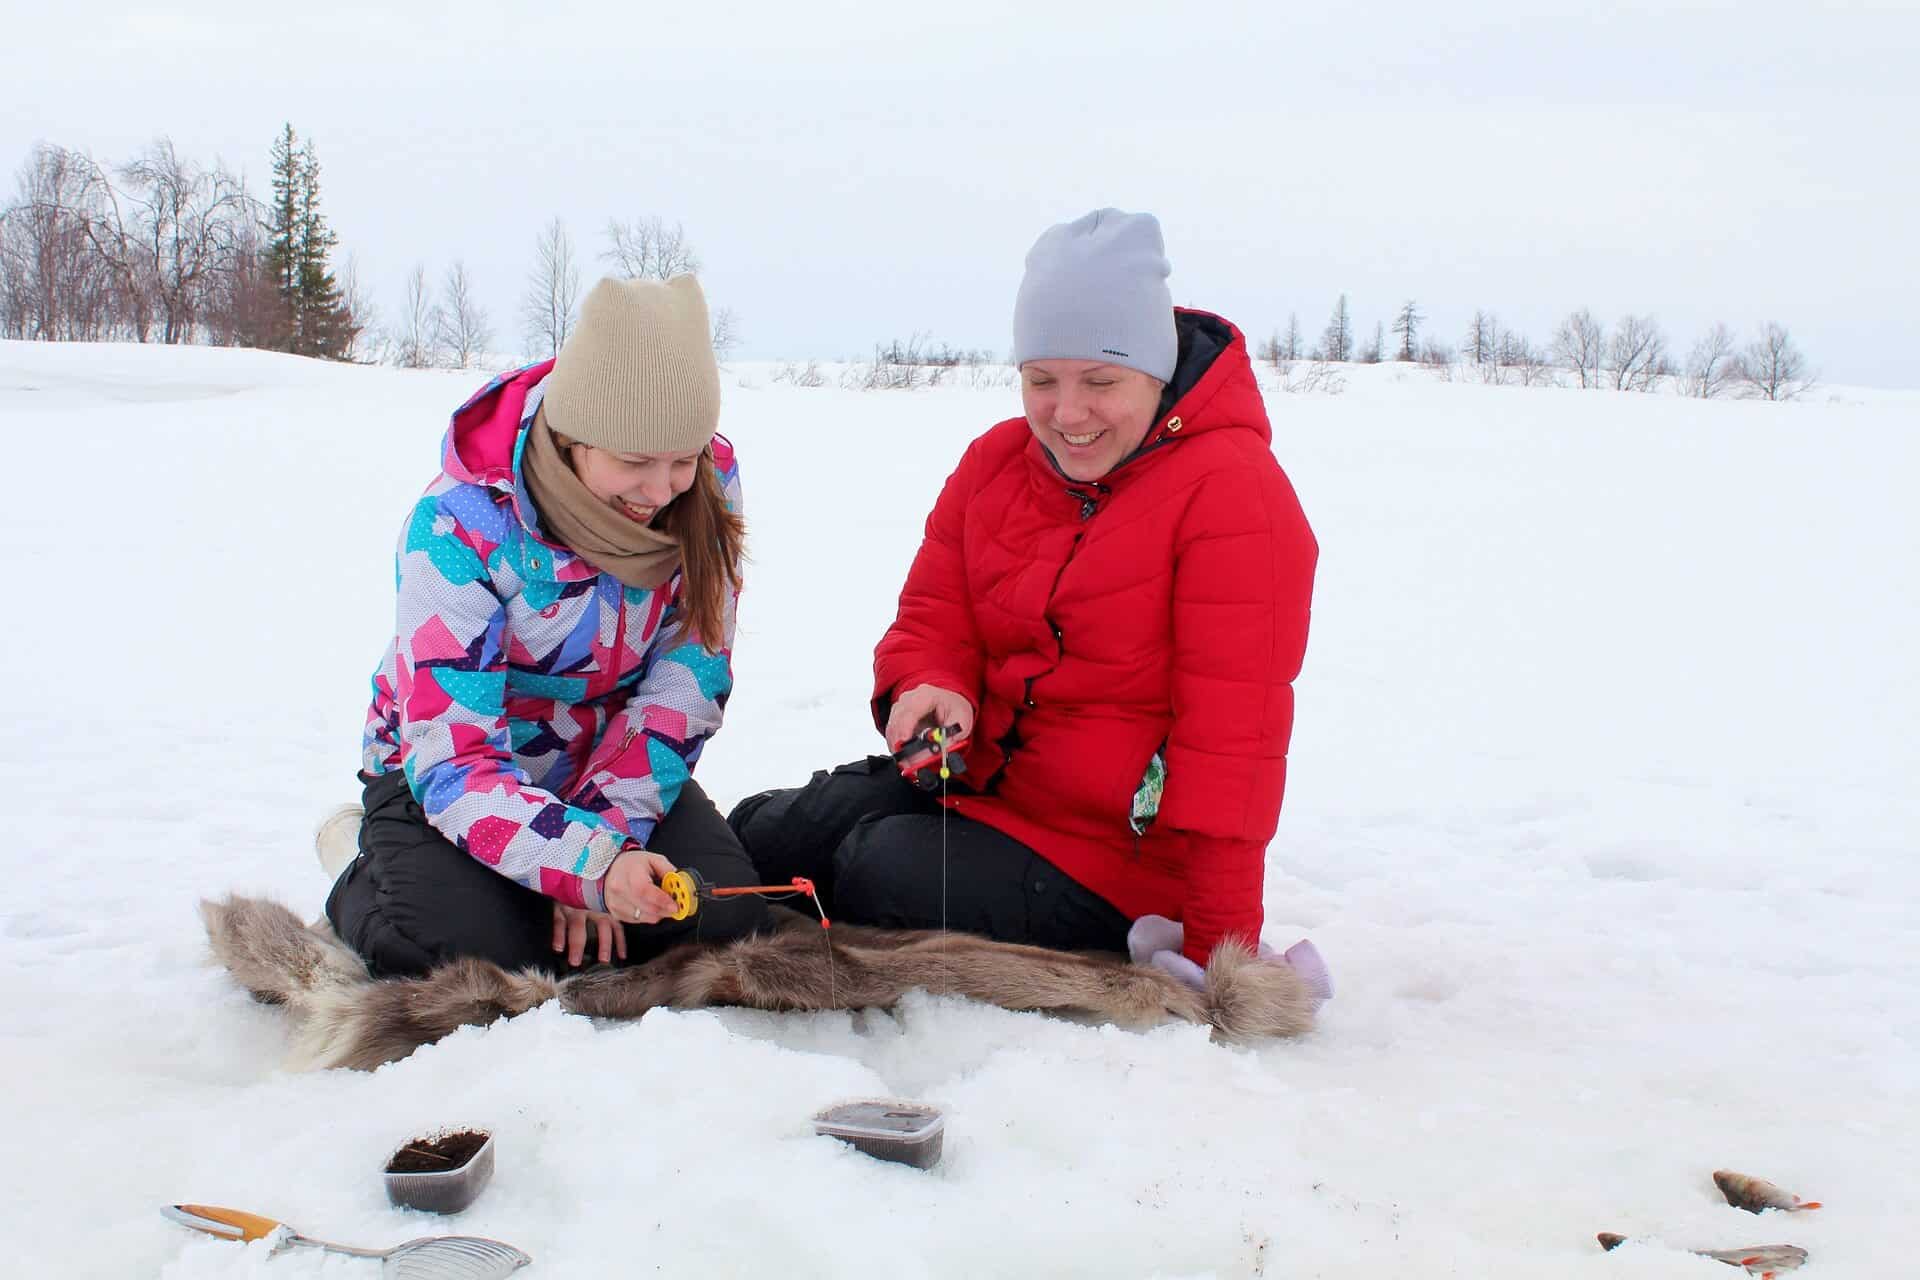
1063, 483, 1109, 521
606, 580, 629, 701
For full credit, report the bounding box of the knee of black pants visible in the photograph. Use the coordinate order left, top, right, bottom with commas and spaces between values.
328, 776, 555, 977
725, 785, 787, 846
729, 757, 931, 889
327, 854, 553, 978
326, 855, 434, 978
830, 813, 938, 928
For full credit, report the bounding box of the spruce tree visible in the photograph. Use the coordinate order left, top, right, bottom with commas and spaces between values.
255, 125, 355, 358
262, 124, 301, 351
294, 139, 349, 358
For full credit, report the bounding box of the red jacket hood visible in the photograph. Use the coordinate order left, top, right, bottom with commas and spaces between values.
1145, 308, 1270, 449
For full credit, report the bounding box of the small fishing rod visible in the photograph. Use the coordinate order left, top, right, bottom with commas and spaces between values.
890, 719, 969, 938
661, 866, 837, 1003
660, 868, 830, 929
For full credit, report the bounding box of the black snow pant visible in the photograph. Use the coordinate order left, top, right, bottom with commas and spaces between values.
326, 769, 770, 978
726, 756, 1132, 953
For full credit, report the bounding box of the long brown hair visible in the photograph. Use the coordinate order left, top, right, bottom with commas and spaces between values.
661, 449, 746, 652
554, 434, 746, 652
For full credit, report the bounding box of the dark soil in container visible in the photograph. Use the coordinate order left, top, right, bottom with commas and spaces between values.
386, 1129, 489, 1174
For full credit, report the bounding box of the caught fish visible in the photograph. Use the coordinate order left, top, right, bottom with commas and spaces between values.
1598, 1234, 1809, 1277
1696, 1244, 1811, 1275
1713, 1169, 1822, 1214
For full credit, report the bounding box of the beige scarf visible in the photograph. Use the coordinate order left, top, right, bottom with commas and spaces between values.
520, 406, 682, 590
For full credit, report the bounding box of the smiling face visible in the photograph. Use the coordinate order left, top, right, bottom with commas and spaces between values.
566, 441, 706, 525
1020, 359, 1164, 483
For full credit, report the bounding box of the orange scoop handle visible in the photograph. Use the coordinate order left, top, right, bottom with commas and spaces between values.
166, 1203, 286, 1242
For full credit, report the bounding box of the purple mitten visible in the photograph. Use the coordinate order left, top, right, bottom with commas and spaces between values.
1281, 939, 1335, 1003
1149, 947, 1208, 991
1129, 914, 1334, 1004
1127, 914, 1185, 966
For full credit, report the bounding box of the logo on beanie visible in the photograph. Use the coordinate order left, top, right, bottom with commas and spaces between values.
1102, 348, 1130, 358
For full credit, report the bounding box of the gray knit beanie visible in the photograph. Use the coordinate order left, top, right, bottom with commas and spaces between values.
1012, 209, 1177, 381
542, 275, 719, 454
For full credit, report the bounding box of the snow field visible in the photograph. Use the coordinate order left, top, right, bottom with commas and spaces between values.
0, 342, 1914, 1276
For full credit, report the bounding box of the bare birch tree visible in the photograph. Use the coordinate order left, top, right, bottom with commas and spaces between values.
68, 151, 156, 341
1359, 320, 1385, 364
1552, 308, 1606, 388
1607, 313, 1668, 392
1511, 336, 1559, 387
1257, 330, 1286, 369
710, 304, 741, 359
0, 144, 117, 340
521, 215, 579, 359
1486, 327, 1557, 387
602, 216, 700, 280
1682, 323, 1739, 399
112, 139, 252, 344
203, 212, 276, 348
1392, 300, 1423, 361
1740, 322, 1813, 401
433, 260, 491, 370
393, 262, 439, 368
336, 253, 378, 362
1464, 310, 1496, 366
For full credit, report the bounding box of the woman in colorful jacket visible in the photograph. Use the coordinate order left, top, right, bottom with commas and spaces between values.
731, 210, 1329, 995
326, 276, 768, 978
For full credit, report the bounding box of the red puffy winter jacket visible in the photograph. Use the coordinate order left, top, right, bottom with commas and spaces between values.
872, 310, 1317, 964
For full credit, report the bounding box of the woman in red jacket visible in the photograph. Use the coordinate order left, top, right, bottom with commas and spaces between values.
732, 210, 1326, 993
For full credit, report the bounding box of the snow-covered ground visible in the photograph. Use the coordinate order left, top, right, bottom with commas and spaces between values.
1, 340, 1914, 1277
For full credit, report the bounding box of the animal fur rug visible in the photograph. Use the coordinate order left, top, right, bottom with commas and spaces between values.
200, 895, 1315, 1071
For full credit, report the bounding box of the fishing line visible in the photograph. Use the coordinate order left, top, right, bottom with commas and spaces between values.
939, 731, 950, 943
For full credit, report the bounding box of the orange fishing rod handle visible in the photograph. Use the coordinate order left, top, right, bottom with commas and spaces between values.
172, 1204, 284, 1242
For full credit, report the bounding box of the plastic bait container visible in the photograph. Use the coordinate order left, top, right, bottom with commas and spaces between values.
383, 1129, 496, 1214
812, 1100, 946, 1169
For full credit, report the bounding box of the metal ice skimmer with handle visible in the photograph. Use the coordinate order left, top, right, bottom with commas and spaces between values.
163, 1203, 531, 1278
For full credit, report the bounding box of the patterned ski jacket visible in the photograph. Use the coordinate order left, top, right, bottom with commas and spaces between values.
362, 360, 740, 912
873, 310, 1316, 965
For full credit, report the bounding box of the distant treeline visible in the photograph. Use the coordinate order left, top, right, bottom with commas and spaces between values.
1260, 297, 1814, 401
0, 128, 364, 359
0, 131, 738, 371
2, 133, 1813, 400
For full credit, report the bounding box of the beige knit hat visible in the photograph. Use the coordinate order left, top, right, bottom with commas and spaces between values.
542, 275, 720, 455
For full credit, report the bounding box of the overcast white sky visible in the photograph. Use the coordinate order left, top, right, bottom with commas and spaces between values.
6, 1, 1917, 385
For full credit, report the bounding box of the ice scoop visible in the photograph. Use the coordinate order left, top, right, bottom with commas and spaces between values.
162, 1202, 530, 1277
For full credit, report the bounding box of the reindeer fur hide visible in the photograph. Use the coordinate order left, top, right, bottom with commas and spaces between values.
200, 895, 1314, 1071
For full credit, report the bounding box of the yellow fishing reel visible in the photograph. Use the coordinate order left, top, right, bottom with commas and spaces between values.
660, 868, 703, 921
